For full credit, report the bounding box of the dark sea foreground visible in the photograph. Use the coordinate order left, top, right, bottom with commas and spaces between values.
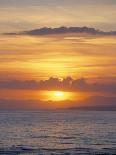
0, 110, 116, 155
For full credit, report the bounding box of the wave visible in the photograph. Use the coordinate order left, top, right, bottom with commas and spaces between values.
0, 146, 116, 155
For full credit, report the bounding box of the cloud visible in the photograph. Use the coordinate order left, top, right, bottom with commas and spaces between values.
0, 77, 116, 93
4, 26, 116, 36
0, 0, 116, 8
0, 77, 115, 109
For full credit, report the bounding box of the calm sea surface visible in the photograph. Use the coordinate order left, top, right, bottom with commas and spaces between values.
0, 110, 116, 154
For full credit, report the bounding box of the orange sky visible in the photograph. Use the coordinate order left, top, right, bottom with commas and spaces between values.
0, 34, 116, 81
0, 33, 116, 108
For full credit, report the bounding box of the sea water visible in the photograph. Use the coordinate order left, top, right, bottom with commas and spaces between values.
0, 110, 116, 154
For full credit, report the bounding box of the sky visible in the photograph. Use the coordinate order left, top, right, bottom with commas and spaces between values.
0, 0, 116, 109
0, 0, 116, 32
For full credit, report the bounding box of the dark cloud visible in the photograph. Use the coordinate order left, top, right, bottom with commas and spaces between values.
4, 27, 116, 36
0, 77, 116, 109
0, 77, 116, 93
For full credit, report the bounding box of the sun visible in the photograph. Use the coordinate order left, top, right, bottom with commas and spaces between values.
52, 91, 65, 101
54, 91, 64, 97
43, 91, 70, 101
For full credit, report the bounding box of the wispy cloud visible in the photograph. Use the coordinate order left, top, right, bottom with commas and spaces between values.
0, 32, 116, 81
0, 0, 116, 7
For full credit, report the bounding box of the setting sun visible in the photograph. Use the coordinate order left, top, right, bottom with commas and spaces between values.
51, 91, 67, 101
54, 91, 64, 97
42, 91, 72, 101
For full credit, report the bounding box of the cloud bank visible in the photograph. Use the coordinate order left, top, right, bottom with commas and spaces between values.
0, 77, 115, 109
4, 27, 116, 36
0, 77, 116, 93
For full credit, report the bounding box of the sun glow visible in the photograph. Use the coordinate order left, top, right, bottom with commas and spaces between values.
52, 91, 67, 101
54, 91, 64, 97
43, 91, 71, 101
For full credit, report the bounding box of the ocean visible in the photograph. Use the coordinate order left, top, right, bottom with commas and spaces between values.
0, 110, 116, 155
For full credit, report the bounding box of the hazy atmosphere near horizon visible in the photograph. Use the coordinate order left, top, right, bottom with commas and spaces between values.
0, 0, 116, 154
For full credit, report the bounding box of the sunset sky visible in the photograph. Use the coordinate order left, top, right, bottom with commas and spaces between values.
0, 0, 116, 109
